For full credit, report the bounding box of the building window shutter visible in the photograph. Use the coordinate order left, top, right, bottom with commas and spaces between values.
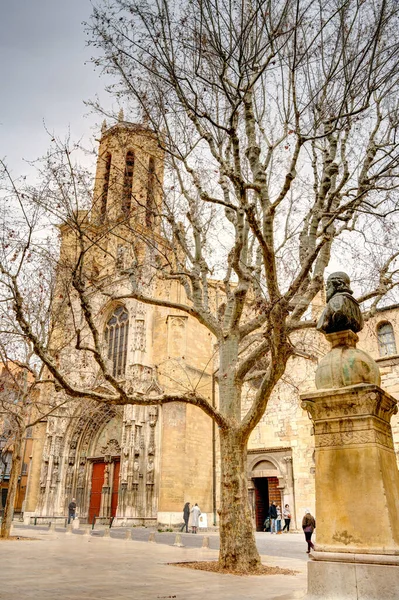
377, 322, 397, 357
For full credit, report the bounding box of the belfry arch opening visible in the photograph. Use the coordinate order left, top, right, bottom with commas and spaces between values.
122, 150, 134, 215
100, 152, 112, 222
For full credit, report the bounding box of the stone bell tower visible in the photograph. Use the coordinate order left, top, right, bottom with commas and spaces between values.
92, 112, 164, 233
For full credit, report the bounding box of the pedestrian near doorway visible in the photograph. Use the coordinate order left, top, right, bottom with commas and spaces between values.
68, 498, 77, 524
302, 509, 316, 553
276, 505, 282, 534
263, 515, 270, 532
180, 502, 190, 532
282, 504, 291, 532
190, 503, 201, 534
268, 501, 277, 534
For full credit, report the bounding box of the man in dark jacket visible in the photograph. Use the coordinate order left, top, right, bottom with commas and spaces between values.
68, 498, 77, 524
180, 502, 190, 533
268, 501, 278, 534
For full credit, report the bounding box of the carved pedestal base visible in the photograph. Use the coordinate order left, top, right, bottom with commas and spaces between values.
305, 559, 399, 600
301, 383, 399, 599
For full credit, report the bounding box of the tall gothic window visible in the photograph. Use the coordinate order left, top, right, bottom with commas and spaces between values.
122, 151, 134, 215
377, 322, 397, 357
146, 156, 156, 227
105, 306, 129, 377
100, 153, 112, 223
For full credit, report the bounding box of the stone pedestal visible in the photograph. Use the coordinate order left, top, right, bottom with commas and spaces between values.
301, 383, 399, 599
306, 560, 399, 600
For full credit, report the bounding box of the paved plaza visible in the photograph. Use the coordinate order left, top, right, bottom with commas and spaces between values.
0, 525, 308, 600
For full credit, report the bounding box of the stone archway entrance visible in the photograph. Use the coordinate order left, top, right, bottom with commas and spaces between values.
251, 461, 280, 531
247, 448, 296, 531
67, 409, 122, 523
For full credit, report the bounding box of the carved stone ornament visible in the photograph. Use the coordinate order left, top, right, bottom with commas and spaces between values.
302, 384, 398, 422
148, 406, 159, 426
146, 458, 154, 483
135, 319, 146, 351
126, 364, 153, 395
101, 438, 121, 457
301, 384, 398, 452
146, 379, 163, 398
103, 463, 110, 487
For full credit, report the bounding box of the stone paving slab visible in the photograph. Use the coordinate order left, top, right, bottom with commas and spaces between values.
0, 530, 307, 600
15, 523, 310, 561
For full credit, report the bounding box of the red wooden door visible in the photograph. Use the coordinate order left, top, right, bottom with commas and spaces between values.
89, 462, 105, 523
111, 461, 120, 517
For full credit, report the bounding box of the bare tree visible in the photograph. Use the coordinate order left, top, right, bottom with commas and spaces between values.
0, 161, 74, 538
2, 0, 399, 570
86, 0, 399, 570
0, 355, 74, 539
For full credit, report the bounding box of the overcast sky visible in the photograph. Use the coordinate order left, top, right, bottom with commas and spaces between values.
0, 0, 115, 178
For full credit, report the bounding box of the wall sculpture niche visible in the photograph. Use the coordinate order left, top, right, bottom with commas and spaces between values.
167, 315, 188, 358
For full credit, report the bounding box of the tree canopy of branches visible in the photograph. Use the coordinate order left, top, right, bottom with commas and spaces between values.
2, 0, 399, 571
87, 0, 399, 570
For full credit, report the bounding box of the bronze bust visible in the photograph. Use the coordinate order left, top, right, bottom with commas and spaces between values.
316, 272, 364, 335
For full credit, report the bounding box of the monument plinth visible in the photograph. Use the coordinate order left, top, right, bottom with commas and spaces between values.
302, 383, 399, 557
301, 272, 399, 599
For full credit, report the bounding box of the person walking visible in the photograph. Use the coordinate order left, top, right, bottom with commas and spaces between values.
68, 498, 77, 524
302, 509, 316, 553
180, 502, 190, 533
268, 501, 277, 534
190, 503, 201, 534
282, 504, 291, 532
276, 505, 282, 534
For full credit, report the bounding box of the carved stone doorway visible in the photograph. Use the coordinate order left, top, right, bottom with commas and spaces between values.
89, 462, 105, 523
110, 461, 120, 518
88, 459, 120, 523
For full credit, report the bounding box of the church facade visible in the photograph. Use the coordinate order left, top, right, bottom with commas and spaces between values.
24, 121, 214, 526
23, 121, 399, 530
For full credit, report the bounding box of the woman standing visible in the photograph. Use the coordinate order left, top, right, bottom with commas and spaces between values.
190, 503, 201, 534
282, 504, 291, 532
302, 509, 316, 553
276, 505, 282, 534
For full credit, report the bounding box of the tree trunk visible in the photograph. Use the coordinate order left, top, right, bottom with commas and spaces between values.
218, 428, 261, 572
0, 433, 23, 539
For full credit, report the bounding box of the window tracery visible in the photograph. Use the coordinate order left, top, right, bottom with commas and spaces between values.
105, 306, 129, 377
